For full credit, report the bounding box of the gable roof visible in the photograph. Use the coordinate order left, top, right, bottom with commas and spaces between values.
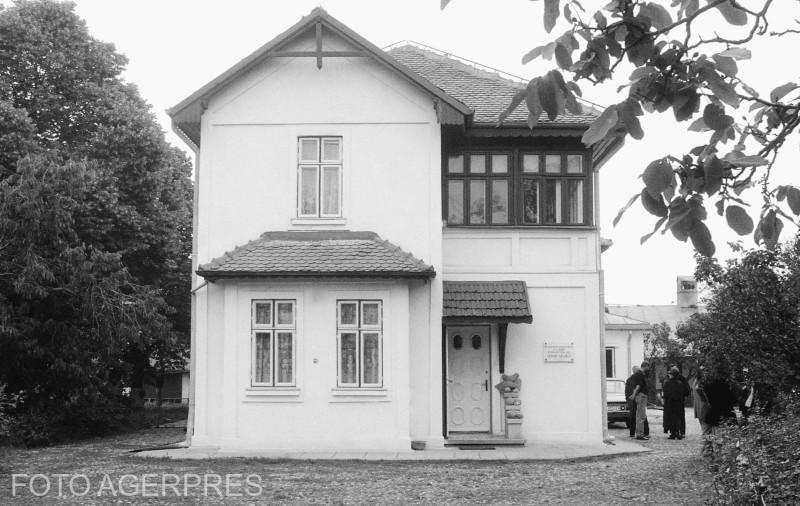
443, 280, 532, 323
196, 231, 435, 281
387, 43, 599, 128
168, 7, 471, 148
604, 312, 652, 331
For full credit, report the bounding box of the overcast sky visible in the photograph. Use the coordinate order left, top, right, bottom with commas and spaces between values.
15, 0, 798, 305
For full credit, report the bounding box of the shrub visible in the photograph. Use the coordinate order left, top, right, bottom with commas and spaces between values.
707, 396, 800, 504
0, 383, 21, 443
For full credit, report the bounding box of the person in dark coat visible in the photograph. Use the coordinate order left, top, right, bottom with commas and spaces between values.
625, 366, 649, 437
662, 367, 687, 439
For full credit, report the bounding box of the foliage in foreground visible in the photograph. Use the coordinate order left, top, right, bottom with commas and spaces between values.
708, 396, 800, 505
444, 0, 800, 256
0, 1, 192, 445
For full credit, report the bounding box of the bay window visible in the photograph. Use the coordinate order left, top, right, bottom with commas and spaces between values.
446, 150, 590, 226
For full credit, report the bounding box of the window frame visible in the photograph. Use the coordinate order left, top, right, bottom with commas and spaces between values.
297, 136, 342, 219
444, 148, 592, 227
605, 347, 615, 379
336, 299, 383, 388
251, 299, 296, 387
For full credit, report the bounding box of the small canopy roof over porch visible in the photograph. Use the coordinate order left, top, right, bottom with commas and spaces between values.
442, 280, 532, 373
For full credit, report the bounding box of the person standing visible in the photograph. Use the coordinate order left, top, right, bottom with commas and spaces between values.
662, 367, 686, 439
625, 366, 649, 438
628, 361, 651, 440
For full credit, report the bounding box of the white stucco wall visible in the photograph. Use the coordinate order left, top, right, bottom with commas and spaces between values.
443, 228, 605, 443
605, 328, 647, 380
190, 30, 445, 450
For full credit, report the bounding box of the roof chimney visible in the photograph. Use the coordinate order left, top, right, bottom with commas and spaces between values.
676, 276, 697, 308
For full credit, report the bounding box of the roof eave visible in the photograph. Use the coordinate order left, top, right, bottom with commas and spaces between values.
443, 315, 533, 324
196, 269, 437, 281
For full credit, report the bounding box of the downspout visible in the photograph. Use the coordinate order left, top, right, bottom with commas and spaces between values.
596, 168, 610, 443
627, 330, 633, 378
184, 130, 201, 448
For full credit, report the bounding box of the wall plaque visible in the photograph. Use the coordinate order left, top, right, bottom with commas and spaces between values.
543, 342, 575, 363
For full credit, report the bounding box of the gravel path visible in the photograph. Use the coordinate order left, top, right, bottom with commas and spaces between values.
1, 409, 714, 504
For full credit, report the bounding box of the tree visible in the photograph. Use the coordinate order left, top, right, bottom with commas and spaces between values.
676, 236, 800, 395
442, 0, 800, 256
643, 322, 687, 365
0, 0, 192, 442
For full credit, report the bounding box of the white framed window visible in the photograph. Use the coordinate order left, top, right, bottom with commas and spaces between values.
336, 300, 382, 388
298, 136, 342, 218
251, 300, 296, 387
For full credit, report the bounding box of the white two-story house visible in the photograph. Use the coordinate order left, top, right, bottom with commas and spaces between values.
169, 8, 620, 451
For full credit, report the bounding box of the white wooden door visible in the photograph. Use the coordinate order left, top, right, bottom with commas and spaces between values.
447, 326, 491, 432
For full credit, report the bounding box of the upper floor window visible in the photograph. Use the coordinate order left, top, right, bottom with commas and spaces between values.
298, 137, 342, 218
446, 151, 590, 227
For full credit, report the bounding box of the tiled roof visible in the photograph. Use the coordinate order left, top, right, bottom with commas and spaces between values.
387, 44, 599, 128
606, 305, 703, 332
197, 231, 435, 280
443, 281, 532, 323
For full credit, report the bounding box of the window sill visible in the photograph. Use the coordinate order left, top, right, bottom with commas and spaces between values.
244, 387, 300, 397
329, 388, 390, 402
291, 218, 347, 226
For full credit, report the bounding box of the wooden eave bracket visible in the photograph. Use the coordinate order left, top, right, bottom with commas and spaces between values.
267, 21, 369, 68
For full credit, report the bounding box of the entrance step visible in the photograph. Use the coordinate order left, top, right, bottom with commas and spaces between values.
445, 437, 526, 448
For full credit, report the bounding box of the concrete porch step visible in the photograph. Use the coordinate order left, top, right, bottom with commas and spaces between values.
444, 438, 526, 448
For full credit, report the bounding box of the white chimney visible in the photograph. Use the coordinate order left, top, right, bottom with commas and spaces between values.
676, 276, 698, 308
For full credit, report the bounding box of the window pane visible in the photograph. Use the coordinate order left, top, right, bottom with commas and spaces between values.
322, 166, 340, 215
543, 180, 562, 224
567, 154, 583, 173
300, 138, 319, 162
522, 179, 539, 224
276, 302, 294, 325
545, 155, 561, 173
362, 332, 381, 385
566, 180, 584, 224
276, 332, 293, 384
469, 155, 485, 173
447, 155, 463, 173
322, 138, 341, 162
253, 302, 272, 326
300, 166, 318, 216
362, 302, 380, 326
491, 154, 508, 174
523, 154, 539, 173
340, 333, 358, 385
447, 180, 464, 224
254, 332, 271, 384
340, 302, 357, 326
491, 180, 508, 224
469, 180, 486, 224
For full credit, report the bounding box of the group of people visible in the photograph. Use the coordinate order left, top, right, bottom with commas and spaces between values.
623, 362, 739, 441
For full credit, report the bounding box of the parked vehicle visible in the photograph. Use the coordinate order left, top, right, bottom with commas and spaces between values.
606, 379, 629, 426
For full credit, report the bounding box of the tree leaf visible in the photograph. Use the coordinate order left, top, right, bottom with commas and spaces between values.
688, 117, 710, 132
769, 82, 799, 103
757, 210, 783, 249
554, 43, 573, 69
704, 155, 724, 196
703, 103, 734, 131
619, 99, 644, 139
641, 187, 668, 217
725, 205, 754, 235
593, 10, 607, 29
712, 55, 738, 78
640, 216, 667, 244
526, 81, 543, 129
639, 2, 673, 30
544, 0, 560, 33
786, 186, 800, 215
726, 154, 770, 167
613, 192, 640, 226
629, 65, 659, 83
542, 41, 557, 60
522, 45, 545, 64
672, 87, 699, 121
581, 105, 618, 146
711, 0, 748, 26
689, 220, 715, 257
642, 158, 675, 199
498, 87, 526, 125
440, 0, 451, 9
538, 72, 563, 121
703, 71, 740, 107
716, 47, 751, 60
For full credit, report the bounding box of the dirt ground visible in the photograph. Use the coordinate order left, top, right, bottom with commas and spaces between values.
0, 410, 714, 505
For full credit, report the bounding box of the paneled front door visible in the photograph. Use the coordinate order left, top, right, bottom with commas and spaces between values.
446, 326, 491, 432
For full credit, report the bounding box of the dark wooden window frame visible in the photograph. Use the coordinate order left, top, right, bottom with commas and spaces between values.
444, 148, 593, 227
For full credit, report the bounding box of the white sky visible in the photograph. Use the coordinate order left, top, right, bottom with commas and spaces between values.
11, 0, 799, 304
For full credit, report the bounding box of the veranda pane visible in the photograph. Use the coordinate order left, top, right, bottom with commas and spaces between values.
447, 180, 464, 224
567, 155, 583, 173
253, 302, 272, 326
523, 154, 539, 173
362, 332, 381, 385
491, 154, 508, 173
469, 180, 486, 224
322, 166, 340, 215
566, 180, 584, 224
545, 155, 561, 173
522, 179, 539, 224
254, 332, 271, 384
300, 166, 318, 215
276, 332, 293, 384
340, 333, 358, 385
276, 302, 294, 325
469, 155, 485, 173
322, 138, 341, 162
447, 155, 463, 173
543, 180, 562, 224
491, 180, 508, 224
